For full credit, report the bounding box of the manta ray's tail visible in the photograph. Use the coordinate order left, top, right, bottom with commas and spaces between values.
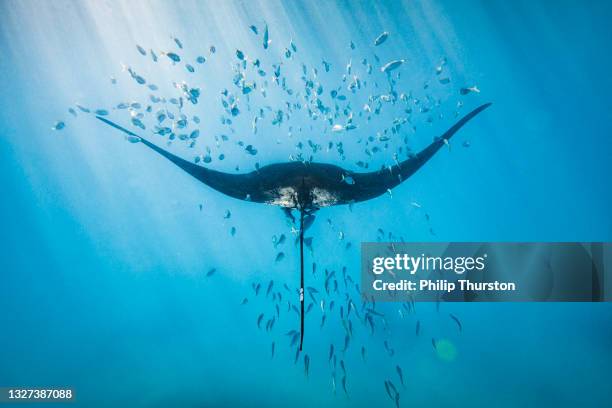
299, 208, 305, 351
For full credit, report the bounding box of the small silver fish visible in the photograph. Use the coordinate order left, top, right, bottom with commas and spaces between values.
374, 31, 389, 46
52, 121, 65, 131
460, 86, 481, 95
165, 52, 181, 62
449, 313, 463, 332
304, 354, 310, 377
341, 375, 348, 395
381, 59, 405, 73
396, 365, 405, 387
257, 313, 264, 328
263, 24, 269, 49
342, 174, 355, 185
266, 280, 274, 297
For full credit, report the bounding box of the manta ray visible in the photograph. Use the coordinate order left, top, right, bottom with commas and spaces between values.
97, 102, 491, 350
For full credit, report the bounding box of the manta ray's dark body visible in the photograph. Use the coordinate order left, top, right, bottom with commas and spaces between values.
97, 102, 491, 349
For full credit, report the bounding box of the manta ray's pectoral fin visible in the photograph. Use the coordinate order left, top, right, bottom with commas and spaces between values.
346, 102, 492, 203
96, 116, 267, 203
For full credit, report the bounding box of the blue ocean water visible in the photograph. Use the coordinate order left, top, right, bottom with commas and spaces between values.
0, 0, 611, 407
